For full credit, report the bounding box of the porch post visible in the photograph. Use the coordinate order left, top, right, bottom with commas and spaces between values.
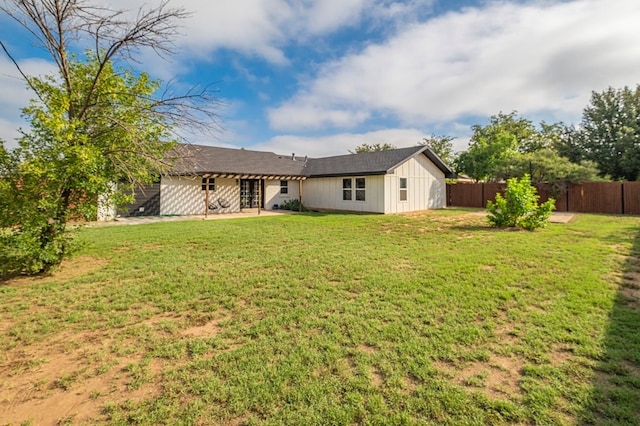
299, 179, 303, 212
258, 179, 261, 215
204, 177, 209, 218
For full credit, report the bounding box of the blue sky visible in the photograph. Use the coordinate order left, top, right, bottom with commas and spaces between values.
1, 0, 640, 157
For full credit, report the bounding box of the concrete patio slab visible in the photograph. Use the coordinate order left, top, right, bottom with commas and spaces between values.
88, 210, 298, 227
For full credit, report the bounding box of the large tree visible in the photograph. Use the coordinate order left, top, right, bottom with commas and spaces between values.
492, 149, 603, 185
578, 86, 640, 181
349, 142, 396, 154
419, 134, 455, 165
470, 111, 543, 154
0, 0, 221, 276
455, 111, 603, 183
551, 123, 585, 165
455, 131, 518, 182
455, 112, 536, 181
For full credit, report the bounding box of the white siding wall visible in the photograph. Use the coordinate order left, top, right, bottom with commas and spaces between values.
264, 179, 300, 210
384, 154, 446, 213
210, 178, 241, 213
160, 176, 240, 215
97, 183, 117, 221
302, 175, 385, 213
158, 153, 445, 216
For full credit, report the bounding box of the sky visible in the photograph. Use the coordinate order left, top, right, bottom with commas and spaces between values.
1, 0, 640, 158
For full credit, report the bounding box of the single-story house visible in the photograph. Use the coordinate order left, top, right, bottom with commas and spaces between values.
114, 144, 454, 218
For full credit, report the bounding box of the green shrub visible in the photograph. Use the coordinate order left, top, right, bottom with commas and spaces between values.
0, 222, 71, 279
486, 174, 555, 231
279, 199, 306, 211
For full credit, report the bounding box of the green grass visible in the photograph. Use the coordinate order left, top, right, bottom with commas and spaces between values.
1, 210, 639, 425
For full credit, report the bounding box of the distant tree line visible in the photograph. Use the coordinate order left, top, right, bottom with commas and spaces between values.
351, 85, 640, 183
455, 85, 640, 183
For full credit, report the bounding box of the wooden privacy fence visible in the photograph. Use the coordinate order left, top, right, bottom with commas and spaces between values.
446, 182, 640, 215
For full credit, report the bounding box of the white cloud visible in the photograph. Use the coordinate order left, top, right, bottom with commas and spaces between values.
268, 0, 640, 131
0, 117, 22, 148
0, 56, 56, 148
297, 0, 368, 35
252, 128, 428, 157
174, 0, 291, 64
106, 0, 437, 69
103, 0, 284, 65
89, 0, 400, 86
269, 104, 372, 130
106, 0, 393, 66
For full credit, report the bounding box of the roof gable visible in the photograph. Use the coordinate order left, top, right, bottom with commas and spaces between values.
304, 146, 455, 178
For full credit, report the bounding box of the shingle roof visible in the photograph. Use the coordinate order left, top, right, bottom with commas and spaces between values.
303, 145, 454, 178
170, 144, 307, 177
169, 144, 455, 178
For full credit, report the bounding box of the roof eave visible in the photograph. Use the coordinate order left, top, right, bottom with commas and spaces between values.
422, 148, 456, 178
306, 171, 386, 178
381, 146, 455, 178
168, 171, 307, 180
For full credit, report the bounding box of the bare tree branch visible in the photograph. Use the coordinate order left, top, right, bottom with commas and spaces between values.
1, 0, 200, 125
0, 39, 44, 103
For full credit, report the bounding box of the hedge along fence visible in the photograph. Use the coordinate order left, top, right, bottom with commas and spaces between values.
446, 182, 640, 215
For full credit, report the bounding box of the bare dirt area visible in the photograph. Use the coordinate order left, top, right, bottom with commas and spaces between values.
398, 209, 489, 228
0, 302, 230, 424
0, 328, 155, 425
463, 210, 575, 224
620, 252, 640, 308
0, 255, 163, 425
3, 255, 109, 287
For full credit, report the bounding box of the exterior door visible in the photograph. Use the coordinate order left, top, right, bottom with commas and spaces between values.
240, 179, 262, 208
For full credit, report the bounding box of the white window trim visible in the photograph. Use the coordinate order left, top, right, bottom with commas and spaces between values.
341, 177, 366, 202
355, 177, 366, 202
201, 177, 215, 191
342, 178, 352, 201
399, 177, 408, 202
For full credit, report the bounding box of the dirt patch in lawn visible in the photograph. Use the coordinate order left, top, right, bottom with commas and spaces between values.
619, 285, 640, 308
620, 266, 640, 308
370, 366, 384, 387
0, 308, 234, 425
392, 211, 490, 234
433, 355, 524, 401
401, 210, 486, 223
181, 319, 223, 338
0, 327, 163, 425
3, 255, 109, 287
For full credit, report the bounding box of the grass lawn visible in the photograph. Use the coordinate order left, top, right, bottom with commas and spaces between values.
1, 209, 639, 425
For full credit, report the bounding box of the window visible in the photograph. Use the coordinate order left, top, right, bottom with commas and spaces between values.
399, 178, 407, 201
280, 180, 288, 194
342, 178, 352, 201
355, 177, 366, 201
201, 177, 215, 191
